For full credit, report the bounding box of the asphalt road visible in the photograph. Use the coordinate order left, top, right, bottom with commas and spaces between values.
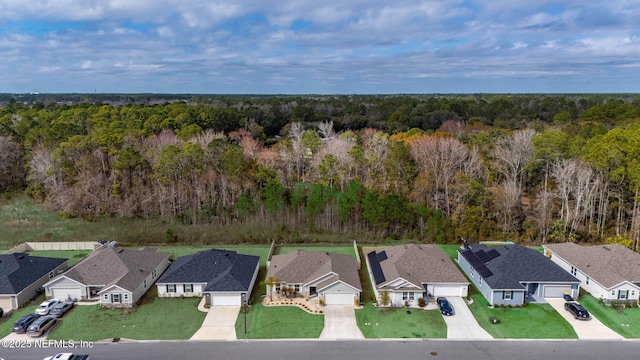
2, 340, 639, 360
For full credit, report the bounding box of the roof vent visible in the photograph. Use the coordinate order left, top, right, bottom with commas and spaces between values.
117, 248, 124, 253
108, 241, 118, 248
603, 246, 610, 251
224, 253, 229, 256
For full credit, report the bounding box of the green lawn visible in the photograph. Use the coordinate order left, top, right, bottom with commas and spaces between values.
277, 245, 356, 258
28, 250, 91, 266
438, 244, 461, 260
467, 294, 577, 339
0, 300, 42, 337
47, 297, 205, 341
355, 303, 446, 338
579, 295, 640, 338
235, 303, 323, 339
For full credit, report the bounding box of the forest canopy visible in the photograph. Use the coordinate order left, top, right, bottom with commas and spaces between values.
2, 93, 640, 248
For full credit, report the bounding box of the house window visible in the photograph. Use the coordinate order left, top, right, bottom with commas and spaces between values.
152, 269, 157, 279
112, 294, 121, 303
570, 267, 577, 276
294, 285, 301, 293
402, 292, 415, 301
470, 267, 475, 278
49, 271, 54, 279
144, 280, 147, 288
184, 284, 193, 293
479, 277, 483, 287
586, 277, 590, 285
611, 290, 616, 296
619, 290, 628, 300
275, 284, 281, 292
167, 284, 176, 293
632, 290, 636, 297
103, 294, 109, 300
504, 291, 512, 300
124, 294, 129, 301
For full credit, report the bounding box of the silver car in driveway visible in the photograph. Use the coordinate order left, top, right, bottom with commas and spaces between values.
27, 316, 57, 337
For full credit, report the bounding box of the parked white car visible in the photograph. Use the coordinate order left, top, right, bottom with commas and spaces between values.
35, 299, 59, 315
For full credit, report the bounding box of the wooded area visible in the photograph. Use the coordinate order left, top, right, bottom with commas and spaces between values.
1, 94, 640, 248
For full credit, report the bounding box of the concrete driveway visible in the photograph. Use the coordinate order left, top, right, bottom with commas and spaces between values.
442, 297, 493, 340
319, 305, 364, 340
545, 298, 623, 340
190, 306, 240, 340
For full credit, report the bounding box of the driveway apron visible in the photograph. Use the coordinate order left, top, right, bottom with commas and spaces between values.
443, 297, 493, 340
320, 305, 364, 340
190, 306, 240, 340
546, 298, 623, 340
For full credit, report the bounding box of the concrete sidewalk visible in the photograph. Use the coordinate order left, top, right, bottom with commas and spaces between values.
190, 305, 240, 341
442, 297, 493, 340
320, 305, 364, 340
546, 298, 623, 340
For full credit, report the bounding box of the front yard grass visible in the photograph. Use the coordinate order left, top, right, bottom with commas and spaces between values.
355, 303, 446, 338
468, 294, 577, 339
235, 303, 323, 339
579, 295, 640, 338
0, 301, 41, 337
47, 297, 205, 341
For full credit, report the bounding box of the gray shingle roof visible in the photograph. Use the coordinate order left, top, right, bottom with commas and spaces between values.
460, 244, 578, 290
545, 243, 640, 288
157, 249, 259, 292
0, 253, 67, 295
363, 244, 468, 290
62, 245, 168, 292
266, 250, 361, 291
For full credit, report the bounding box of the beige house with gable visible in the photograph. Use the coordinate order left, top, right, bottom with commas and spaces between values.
44, 243, 169, 308
364, 244, 469, 307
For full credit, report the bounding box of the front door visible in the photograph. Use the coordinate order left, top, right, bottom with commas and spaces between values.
528, 283, 538, 296
309, 286, 317, 297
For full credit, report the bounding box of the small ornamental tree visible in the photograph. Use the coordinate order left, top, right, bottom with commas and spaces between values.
380, 291, 391, 307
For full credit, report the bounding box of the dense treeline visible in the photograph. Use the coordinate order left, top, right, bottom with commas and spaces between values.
1, 94, 640, 247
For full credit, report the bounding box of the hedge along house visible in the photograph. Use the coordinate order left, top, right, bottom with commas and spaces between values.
364, 244, 469, 307
156, 248, 259, 306
458, 244, 579, 306
266, 250, 362, 306
0, 253, 68, 311
544, 243, 640, 304
44, 243, 169, 308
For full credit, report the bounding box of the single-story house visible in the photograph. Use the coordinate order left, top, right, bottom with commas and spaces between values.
266, 250, 362, 306
364, 244, 469, 307
156, 248, 259, 306
44, 243, 169, 308
0, 253, 68, 311
458, 243, 580, 306
544, 243, 640, 304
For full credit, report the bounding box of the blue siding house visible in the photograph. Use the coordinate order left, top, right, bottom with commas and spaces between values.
457, 244, 579, 306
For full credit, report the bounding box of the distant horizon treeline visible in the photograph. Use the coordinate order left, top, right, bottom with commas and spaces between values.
1, 94, 640, 248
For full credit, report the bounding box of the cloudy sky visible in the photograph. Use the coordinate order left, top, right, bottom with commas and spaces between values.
1, 1, 639, 94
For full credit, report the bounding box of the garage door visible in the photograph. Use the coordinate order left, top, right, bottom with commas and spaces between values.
432, 285, 465, 297
543, 285, 571, 298
211, 294, 240, 306
324, 293, 354, 305
0, 296, 14, 310
52, 288, 82, 301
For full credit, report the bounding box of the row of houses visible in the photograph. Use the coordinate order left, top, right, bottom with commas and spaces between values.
2, 241, 639, 312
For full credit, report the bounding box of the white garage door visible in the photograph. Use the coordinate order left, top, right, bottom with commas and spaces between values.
432, 285, 464, 297
211, 294, 240, 306
52, 288, 82, 301
324, 293, 354, 305
0, 296, 14, 310
543, 285, 571, 298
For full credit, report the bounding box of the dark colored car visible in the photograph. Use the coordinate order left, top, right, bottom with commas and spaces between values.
27, 316, 57, 337
436, 297, 454, 316
564, 302, 590, 320
11, 313, 41, 333
50, 302, 74, 318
